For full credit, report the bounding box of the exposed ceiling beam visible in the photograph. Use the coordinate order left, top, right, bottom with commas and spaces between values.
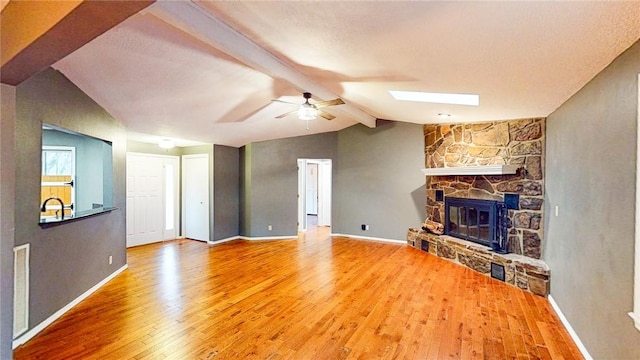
148, 1, 377, 128
1, 0, 155, 85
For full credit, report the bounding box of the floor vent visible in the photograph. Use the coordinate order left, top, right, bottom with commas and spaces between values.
491, 262, 505, 282
13, 244, 29, 338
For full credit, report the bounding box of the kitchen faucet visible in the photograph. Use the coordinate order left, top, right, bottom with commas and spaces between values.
41, 197, 65, 220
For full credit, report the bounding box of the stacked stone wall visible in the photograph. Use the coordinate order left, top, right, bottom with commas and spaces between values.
424, 118, 545, 259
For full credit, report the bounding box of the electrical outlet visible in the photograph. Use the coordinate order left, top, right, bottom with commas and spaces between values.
108, 255, 113, 265
361, 224, 369, 231
365, 225, 370, 230
268, 225, 272, 231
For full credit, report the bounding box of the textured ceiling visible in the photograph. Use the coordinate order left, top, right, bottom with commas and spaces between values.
53, 1, 640, 148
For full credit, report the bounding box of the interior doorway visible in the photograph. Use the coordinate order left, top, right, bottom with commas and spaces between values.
298, 159, 332, 232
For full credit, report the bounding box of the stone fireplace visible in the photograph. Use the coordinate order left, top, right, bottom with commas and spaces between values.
407, 118, 550, 297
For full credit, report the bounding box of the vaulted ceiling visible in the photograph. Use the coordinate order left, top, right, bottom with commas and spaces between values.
8, 1, 640, 147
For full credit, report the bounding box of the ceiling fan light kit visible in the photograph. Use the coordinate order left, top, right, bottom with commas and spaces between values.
274, 92, 344, 123
297, 104, 318, 120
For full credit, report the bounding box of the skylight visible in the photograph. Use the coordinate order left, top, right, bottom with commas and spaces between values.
389, 90, 479, 106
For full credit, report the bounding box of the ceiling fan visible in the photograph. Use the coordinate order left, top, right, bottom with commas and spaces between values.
272, 92, 345, 121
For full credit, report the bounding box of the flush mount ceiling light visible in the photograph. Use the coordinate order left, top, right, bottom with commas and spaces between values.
158, 139, 175, 149
389, 90, 479, 106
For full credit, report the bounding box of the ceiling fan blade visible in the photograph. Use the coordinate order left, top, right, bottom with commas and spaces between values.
271, 99, 300, 105
318, 110, 336, 121
275, 109, 298, 119
314, 98, 345, 109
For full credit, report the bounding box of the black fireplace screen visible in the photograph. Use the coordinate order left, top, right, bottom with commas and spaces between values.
444, 197, 508, 253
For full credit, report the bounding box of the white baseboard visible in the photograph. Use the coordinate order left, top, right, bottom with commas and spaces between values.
628, 311, 640, 332
208, 236, 240, 245
331, 233, 405, 244
12, 264, 128, 349
241, 235, 297, 241
548, 294, 593, 360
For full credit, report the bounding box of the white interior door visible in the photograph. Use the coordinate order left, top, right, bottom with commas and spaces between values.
126, 153, 163, 247
182, 154, 209, 241
306, 163, 318, 215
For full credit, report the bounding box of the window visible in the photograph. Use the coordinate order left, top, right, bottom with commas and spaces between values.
41, 146, 75, 219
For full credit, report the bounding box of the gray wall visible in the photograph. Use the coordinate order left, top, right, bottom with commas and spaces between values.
213, 145, 239, 241
0, 84, 16, 359
241, 132, 338, 237
545, 40, 640, 358
15, 68, 127, 330
239, 123, 424, 240
334, 122, 425, 240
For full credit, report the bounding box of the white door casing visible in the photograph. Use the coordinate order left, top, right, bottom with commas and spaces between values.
297, 159, 306, 232
631, 73, 640, 331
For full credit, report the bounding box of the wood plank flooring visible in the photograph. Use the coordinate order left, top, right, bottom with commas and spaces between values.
14, 227, 583, 359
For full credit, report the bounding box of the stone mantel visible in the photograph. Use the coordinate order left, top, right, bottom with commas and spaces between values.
421, 164, 520, 176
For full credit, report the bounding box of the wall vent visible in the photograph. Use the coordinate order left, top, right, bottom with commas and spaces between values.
491, 262, 506, 282
13, 244, 29, 338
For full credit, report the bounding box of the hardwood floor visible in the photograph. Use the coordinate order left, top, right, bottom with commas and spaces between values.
14, 227, 583, 359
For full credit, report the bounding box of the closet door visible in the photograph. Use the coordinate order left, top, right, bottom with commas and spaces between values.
182, 154, 210, 242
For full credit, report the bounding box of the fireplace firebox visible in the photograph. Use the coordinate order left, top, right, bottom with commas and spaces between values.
444, 197, 508, 253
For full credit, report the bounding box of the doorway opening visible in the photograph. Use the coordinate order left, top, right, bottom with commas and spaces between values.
298, 159, 332, 232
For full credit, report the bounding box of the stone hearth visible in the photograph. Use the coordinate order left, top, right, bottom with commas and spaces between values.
407, 228, 550, 297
